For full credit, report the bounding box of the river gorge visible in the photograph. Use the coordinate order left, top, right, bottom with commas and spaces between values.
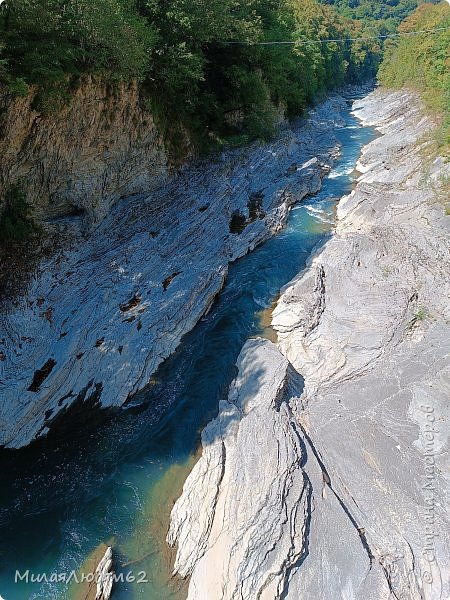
0, 87, 448, 600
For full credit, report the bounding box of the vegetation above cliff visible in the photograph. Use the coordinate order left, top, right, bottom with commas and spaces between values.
378, 2, 450, 150
0, 1, 445, 241
0, 0, 156, 111
0, 0, 385, 145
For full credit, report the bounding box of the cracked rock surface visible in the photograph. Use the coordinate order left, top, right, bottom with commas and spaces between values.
168, 338, 389, 600
0, 96, 346, 448
168, 90, 449, 599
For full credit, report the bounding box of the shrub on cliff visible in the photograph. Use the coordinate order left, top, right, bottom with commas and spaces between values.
0, 183, 37, 243
0, 0, 156, 109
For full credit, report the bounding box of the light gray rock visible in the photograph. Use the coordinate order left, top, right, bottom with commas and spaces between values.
167, 339, 306, 600
71, 543, 114, 600
0, 95, 347, 448
95, 546, 114, 600
169, 89, 450, 599
168, 338, 389, 599
272, 89, 450, 599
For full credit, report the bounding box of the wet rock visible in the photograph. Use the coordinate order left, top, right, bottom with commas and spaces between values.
71, 544, 114, 600
94, 546, 114, 600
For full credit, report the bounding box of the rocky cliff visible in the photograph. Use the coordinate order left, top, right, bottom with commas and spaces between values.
0, 95, 347, 448
0, 77, 169, 224
168, 90, 450, 599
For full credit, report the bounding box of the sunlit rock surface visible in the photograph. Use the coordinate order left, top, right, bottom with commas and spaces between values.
94, 546, 114, 600
70, 544, 114, 600
167, 338, 389, 599
0, 77, 169, 224
0, 96, 346, 448
169, 90, 450, 599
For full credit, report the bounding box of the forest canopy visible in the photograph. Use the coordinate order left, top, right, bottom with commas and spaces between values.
320, 0, 436, 30
0, 0, 438, 147
0, 0, 384, 144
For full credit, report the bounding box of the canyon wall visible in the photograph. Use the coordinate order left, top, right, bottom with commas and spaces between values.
0, 95, 346, 448
0, 77, 169, 224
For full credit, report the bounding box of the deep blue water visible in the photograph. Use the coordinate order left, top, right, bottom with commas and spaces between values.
0, 99, 376, 599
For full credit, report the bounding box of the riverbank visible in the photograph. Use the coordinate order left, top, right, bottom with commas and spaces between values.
168, 89, 450, 599
0, 94, 350, 449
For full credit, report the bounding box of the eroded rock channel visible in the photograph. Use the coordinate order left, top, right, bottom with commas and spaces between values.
1, 94, 347, 449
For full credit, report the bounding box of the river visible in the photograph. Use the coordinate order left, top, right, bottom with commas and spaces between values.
0, 94, 376, 599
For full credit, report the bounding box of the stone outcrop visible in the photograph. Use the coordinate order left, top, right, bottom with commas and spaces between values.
94, 546, 114, 600
0, 95, 347, 448
0, 77, 169, 224
71, 544, 114, 600
167, 338, 389, 599
168, 90, 450, 599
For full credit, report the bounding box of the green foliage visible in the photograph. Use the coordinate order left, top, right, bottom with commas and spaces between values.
6, 77, 29, 97
378, 2, 450, 151
139, 0, 264, 145
318, 0, 431, 83
0, 183, 36, 243
320, 0, 437, 30
407, 306, 429, 328
0, 0, 415, 150
0, 0, 156, 111
143, 0, 388, 147
0, 56, 8, 79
